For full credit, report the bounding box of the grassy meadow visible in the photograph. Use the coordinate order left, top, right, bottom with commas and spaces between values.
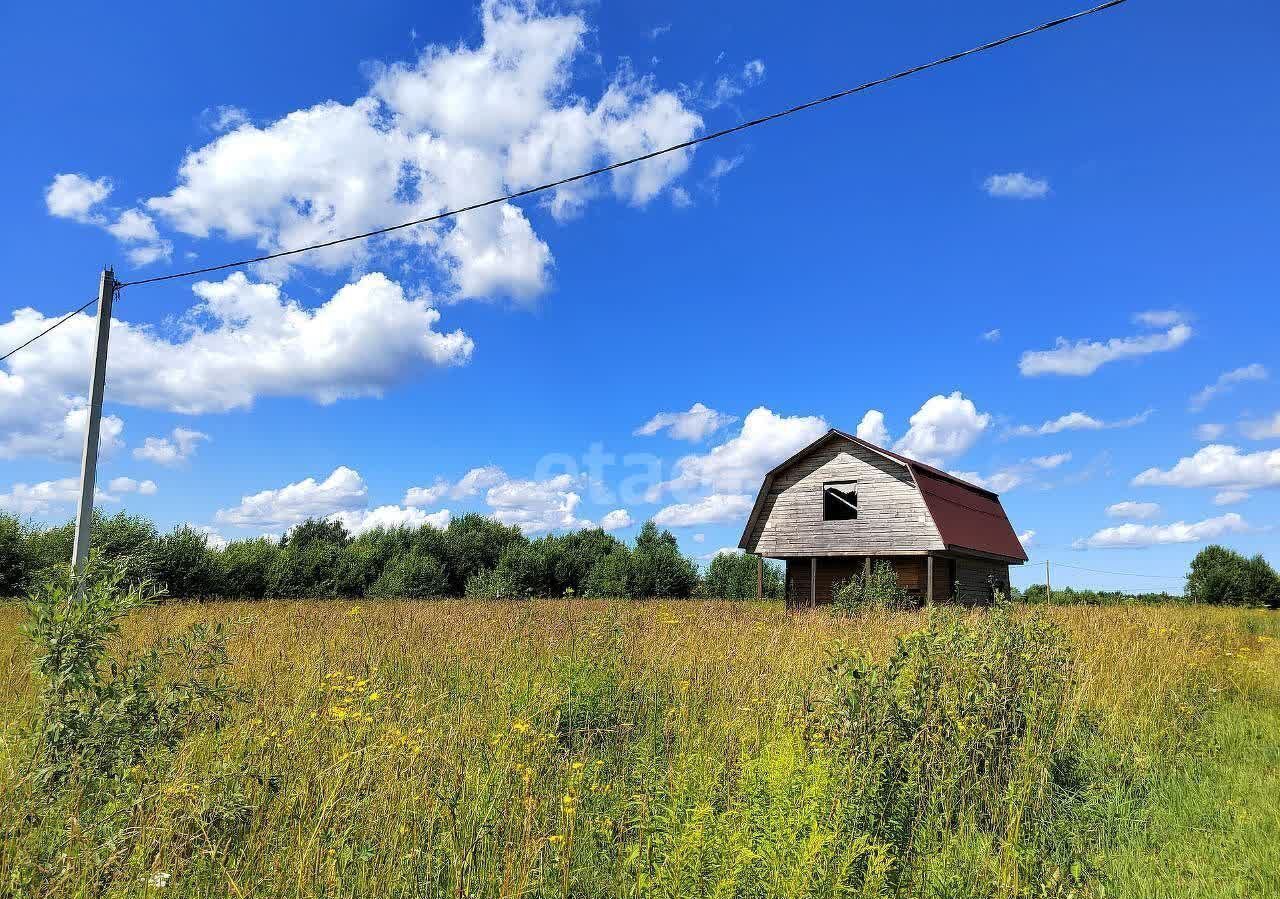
0, 598, 1276, 898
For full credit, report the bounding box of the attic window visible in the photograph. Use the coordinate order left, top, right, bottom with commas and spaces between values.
823, 481, 858, 521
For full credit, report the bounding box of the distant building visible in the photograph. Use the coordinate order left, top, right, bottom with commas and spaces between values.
738, 430, 1027, 606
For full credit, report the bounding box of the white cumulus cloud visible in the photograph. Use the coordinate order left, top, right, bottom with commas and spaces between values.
485, 472, 590, 534
215, 466, 369, 529
1132, 445, 1280, 491
652, 493, 754, 527
0, 474, 155, 517
0, 272, 472, 442
1105, 501, 1161, 520
855, 410, 891, 447
329, 505, 451, 535
1073, 513, 1247, 549
45, 173, 113, 222
133, 427, 209, 466
1008, 409, 1152, 437
600, 509, 633, 531
635, 402, 737, 441
892, 392, 990, 466
122, 2, 701, 296
653, 407, 827, 498
1019, 325, 1191, 377
983, 172, 1049, 199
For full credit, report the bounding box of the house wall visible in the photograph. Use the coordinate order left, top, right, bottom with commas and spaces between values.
953, 557, 1012, 605
746, 438, 945, 557
786, 556, 930, 606
784, 555, 1009, 606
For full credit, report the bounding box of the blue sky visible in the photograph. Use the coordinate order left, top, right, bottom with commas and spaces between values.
1, 0, 1277, 591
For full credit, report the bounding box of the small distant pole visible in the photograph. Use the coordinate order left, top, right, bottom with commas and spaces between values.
756, 555, 763, 601
71, 268, 117, 574
1045, 560, 1051, 604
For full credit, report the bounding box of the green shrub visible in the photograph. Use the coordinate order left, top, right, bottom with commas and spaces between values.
24, 519, 74, 574
90, 511, 161, 587
540, 528, 623, 595
215, 538, 279, 599
701, 551, 784, 599
268, 540, 345, 598
831, 560, 910, 612
367, 550, 449, 598
23, 564, 241, 784
0, 513, 34, 597
463, 565, 520, 599
584, 548, 634, 598
154, 525, 219, 598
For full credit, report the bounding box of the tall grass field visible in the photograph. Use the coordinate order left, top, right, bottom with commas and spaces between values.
1, 596, 1276, 898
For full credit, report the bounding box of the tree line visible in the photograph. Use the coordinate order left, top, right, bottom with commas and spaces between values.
2, 510, 1274, 605
0, 511, 784, 601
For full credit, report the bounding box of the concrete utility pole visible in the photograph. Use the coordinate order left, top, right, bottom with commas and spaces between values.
1045, 560, 1051, 604
71, 268, 117, 574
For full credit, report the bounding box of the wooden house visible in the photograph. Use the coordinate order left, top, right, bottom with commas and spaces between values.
738, 429, 1027, 606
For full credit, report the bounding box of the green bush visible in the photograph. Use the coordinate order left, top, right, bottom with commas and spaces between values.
540, 528, 623, 595
1186, 544, 1280, 607
154, 525, 219, 598
463, 566, 520, 599
584, 548, 634, 598
215, 538, 279, 599
90, 511, 161, 587
701, 551, 784, 599
23, 564, 242, 784
831, 560, 910, 612
268, 540, 345, 598
367, 550, 449, 598
24, 520, 74, 574
0, 513, 34, 596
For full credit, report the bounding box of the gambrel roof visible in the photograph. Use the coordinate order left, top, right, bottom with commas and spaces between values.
738, 429, 1028, 563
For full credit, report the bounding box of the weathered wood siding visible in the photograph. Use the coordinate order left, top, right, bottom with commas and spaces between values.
953, 557, 1011, 605
933, 557, 956, 602
785, 556, 930, 606
747, 438, 944, 556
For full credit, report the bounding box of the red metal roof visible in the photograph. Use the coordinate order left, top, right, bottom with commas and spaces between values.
909, 466, 1028, 561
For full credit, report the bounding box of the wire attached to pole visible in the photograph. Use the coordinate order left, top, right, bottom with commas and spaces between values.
0, 0, 1130, 360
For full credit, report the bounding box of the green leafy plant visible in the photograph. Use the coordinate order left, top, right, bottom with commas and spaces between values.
831, 560, 911, 613
23, 564, 242, 785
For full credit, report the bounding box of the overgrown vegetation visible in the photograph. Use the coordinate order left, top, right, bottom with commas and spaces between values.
0, 589, 1275, 897
831, 559, 913, 612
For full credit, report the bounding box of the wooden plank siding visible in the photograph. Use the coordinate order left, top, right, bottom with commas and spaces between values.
953, 556, 1012, 605
786, 556, 939, 606
746, 439, 945, 557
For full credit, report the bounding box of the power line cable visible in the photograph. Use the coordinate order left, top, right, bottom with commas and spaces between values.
1029, 560, 1185, 580
0, 0, 1129, 361
119, 0, 1129, 289
0, 295, 100, 363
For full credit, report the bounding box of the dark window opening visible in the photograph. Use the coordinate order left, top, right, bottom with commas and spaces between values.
823, 481, 858, 521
